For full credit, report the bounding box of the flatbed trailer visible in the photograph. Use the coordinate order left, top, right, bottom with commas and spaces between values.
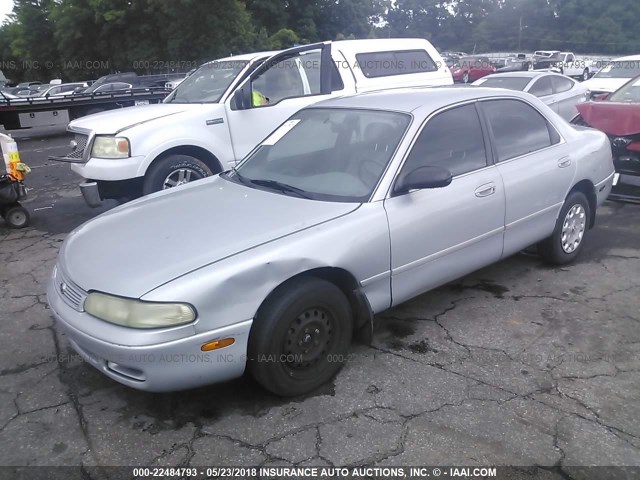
0, 87, 170, 130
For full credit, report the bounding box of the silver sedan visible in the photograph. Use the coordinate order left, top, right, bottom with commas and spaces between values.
473, 71, 590, 121
48, 87, 615, 396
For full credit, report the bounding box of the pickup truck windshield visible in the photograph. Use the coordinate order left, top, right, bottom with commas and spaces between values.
230, 108, 411, 203
165, 60, 249, 104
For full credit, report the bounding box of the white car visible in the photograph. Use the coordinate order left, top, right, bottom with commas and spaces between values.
474, 71, 589, 121
533, 51, 595, 81
582, 54, 640, 96
52, 39, 453, 207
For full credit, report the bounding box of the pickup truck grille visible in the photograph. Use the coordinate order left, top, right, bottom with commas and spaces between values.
66, 133, 89, 160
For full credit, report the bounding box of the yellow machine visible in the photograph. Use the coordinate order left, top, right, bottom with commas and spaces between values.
0, 133, 30, 228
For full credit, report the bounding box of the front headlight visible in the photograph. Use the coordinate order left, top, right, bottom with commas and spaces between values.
84, 292, 196, 328
91, 136, 130, 159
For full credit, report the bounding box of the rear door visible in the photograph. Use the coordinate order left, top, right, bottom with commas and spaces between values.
550, 75, 584, 120
225, 44, 344, 161
479, 98, 576, 257
384, 102, 506, 306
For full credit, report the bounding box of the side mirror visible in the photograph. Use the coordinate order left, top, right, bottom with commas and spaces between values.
231, 84, 252, 110
394, 166, 453, 195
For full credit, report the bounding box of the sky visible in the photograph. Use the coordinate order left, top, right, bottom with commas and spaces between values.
0, 0, 12, 25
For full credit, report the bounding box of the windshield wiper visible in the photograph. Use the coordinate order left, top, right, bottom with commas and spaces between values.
248, 179, 314, 199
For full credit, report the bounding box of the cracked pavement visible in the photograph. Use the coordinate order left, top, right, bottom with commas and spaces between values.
1, 126, 639, 474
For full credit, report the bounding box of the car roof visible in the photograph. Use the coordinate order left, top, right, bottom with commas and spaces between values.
611, 54, 640, 61
311, 86, 535, 115
482, 71, 559, 79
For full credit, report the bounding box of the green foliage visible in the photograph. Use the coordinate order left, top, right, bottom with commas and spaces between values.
1, 0, 640, 83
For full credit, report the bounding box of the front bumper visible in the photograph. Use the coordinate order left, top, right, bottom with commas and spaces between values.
70, 155, 147, 182
47, 272, 252, 392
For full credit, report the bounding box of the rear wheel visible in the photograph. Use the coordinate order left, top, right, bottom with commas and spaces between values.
462, 71, 470, 83
248, 277, 353, 397
582, 68, 590, 81
142, 154, 214, 195
538, 191, 590, 265
3, 205, 30, 229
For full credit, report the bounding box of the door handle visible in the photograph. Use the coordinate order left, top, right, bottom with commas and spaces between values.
558, 157, 572, 168
475, 183, 496, 198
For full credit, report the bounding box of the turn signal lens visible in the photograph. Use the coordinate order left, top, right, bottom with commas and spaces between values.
201, 338, 235, 352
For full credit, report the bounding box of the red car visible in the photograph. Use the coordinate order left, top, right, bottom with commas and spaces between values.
451, 56, 496, 83
573, 75, 640, 203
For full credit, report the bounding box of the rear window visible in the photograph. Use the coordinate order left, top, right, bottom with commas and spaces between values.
356, 50, 438, 79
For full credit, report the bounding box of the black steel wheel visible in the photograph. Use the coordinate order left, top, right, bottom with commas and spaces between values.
248, 277, 353, 396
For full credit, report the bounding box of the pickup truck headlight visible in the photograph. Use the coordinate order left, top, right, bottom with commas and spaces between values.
84, 292, 195, 328
91, 136, 130, 159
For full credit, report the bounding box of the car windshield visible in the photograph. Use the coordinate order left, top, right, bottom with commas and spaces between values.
229, 108, 411, 202
475, 77, 531, 91
594, 61, 640, 79
608, 76, 640, 103
165, 60, 249, 103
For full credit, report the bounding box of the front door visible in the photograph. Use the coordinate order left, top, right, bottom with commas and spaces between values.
225, 44, 343, 161
384, 102, 506, 306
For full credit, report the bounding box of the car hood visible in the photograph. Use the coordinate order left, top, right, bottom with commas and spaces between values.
60, 176, 359, 298
582, 77, 630, 94
68, 103, 202, 135
577, 102, 640, 136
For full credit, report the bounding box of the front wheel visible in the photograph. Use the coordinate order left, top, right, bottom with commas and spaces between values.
248, 277, 353, 396
537, 191, 590, 265
143, 154, 214, 195
462, 71, 470, 83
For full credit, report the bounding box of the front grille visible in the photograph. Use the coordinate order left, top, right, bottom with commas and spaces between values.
65, 133, 89, 160
55, 265, 87, 312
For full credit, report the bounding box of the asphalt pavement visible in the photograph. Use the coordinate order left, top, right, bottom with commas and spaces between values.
0, 126, 639, 476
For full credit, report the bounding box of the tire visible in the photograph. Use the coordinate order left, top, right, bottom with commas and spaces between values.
3, 205, 30, 229
537, 191, 590, 265
582, 68, 589, 81
463, 72, 470, 84
142, 154, 214, 195
248, 277, 353, 397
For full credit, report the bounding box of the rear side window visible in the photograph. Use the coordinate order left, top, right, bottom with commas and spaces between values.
529, 76, 553, 97
356, 50, 438, 78
401, 104, 487, 177
482, 99, 558, 162
551, 76, 575, 94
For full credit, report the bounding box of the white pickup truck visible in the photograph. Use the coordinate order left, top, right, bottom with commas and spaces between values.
532, 51, 595, 81
52, 39, 453, 207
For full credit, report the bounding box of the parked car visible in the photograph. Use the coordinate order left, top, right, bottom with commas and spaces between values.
532, 51, 594, 81
48, 86, 614, 396
36, 83, 88, 97
572, 75, 640, 203
582, 55, 640, 96
495, 58, 532, 73
51, 39, 453, 207
473, 71, 589, 120
451, 56, 495, 83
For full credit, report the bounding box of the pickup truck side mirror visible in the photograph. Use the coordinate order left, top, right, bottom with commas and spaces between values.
394, 166, 453, 195
231, 84, 252, 110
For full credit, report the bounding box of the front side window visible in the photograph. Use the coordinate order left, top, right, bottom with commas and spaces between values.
400, 104, 487, 179
251, 49, 322, 106
482, 99, 557, 162
232, 108, 411, 202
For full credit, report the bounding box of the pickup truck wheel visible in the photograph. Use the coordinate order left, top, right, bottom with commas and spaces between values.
537, 191, 590, 265
248, 277, 353, 397
582, 68, 590, 81
143, 154, 213, 195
